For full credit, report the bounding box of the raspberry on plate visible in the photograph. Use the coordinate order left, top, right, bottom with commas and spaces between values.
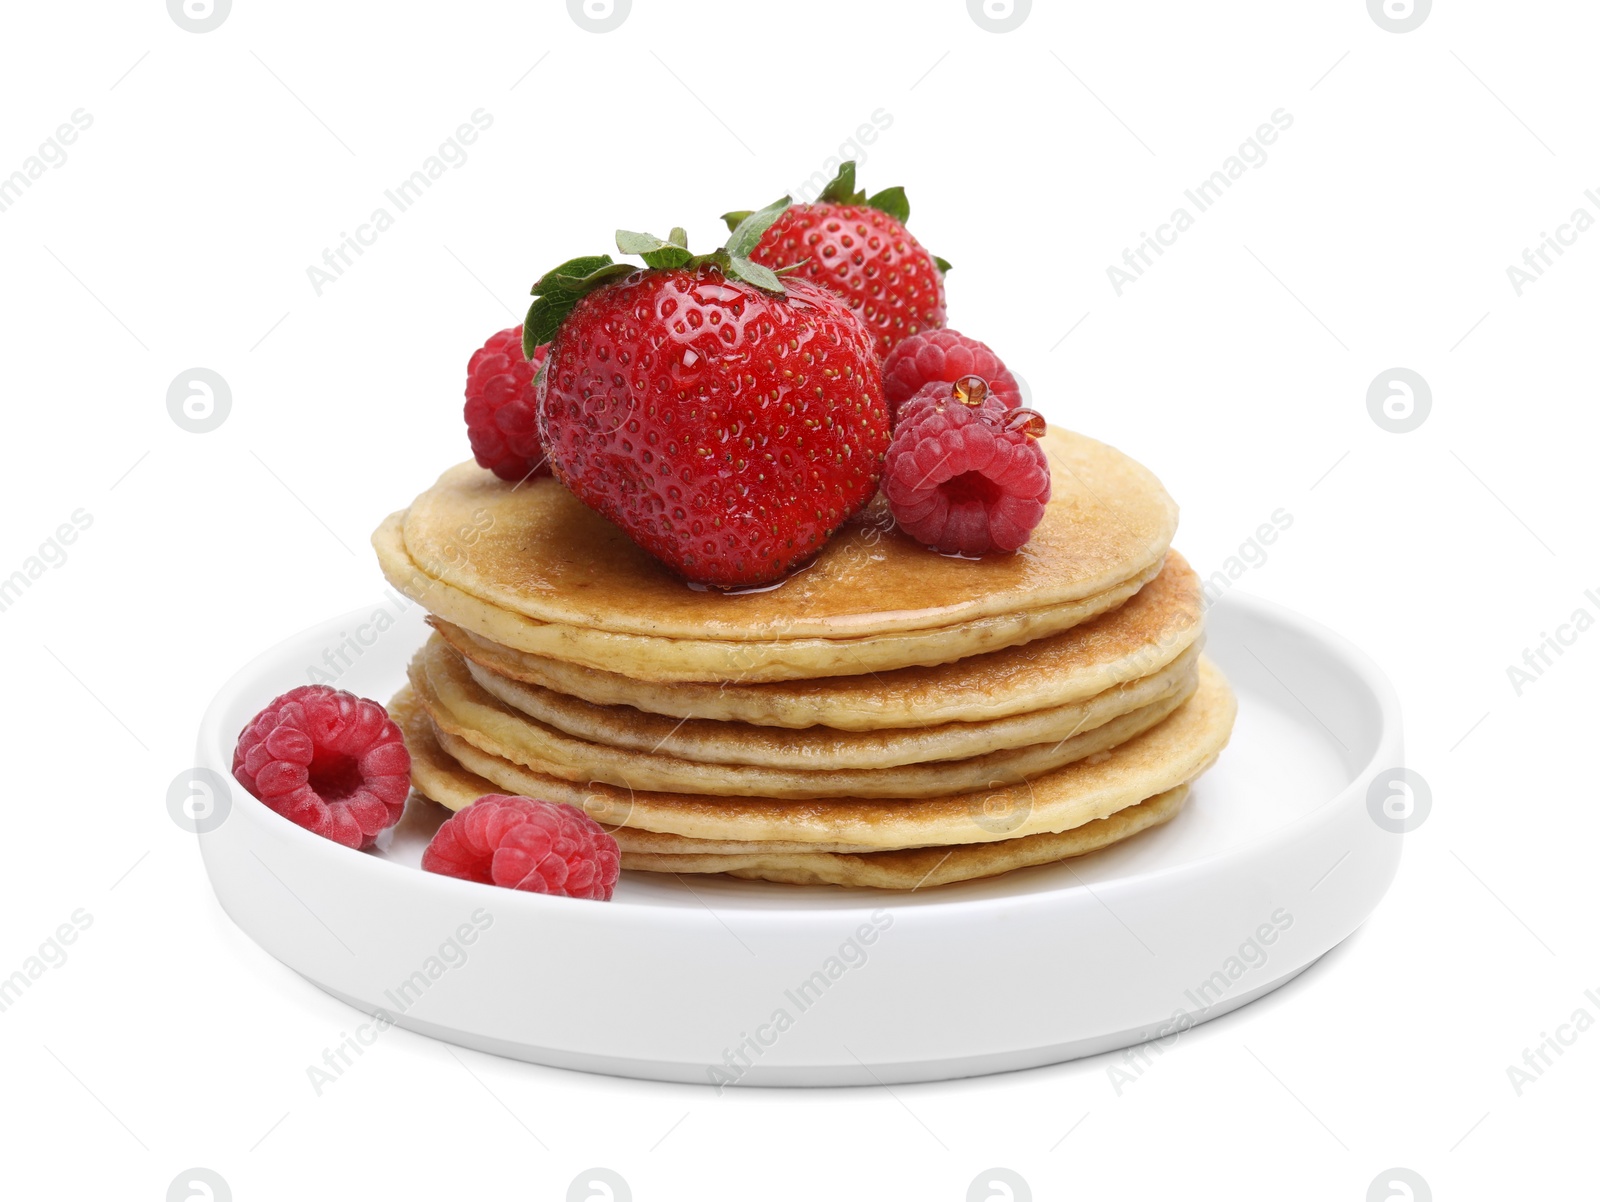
233, 686, 411, 849
463, 325, 551, 482
881, 328, 1023, 425
882, 377, 1051, 557
422, 795, 621, 900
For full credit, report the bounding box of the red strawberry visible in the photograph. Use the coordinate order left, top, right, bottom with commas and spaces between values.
524, 202, 889, 589
722, 162, 947, 359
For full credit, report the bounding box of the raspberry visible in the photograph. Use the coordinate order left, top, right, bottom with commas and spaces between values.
897, 376, 1005, 431
422, 795, 620, 900
233, 686, 411, 849
882, 377, 1051, 556
881, 329, 1022, 425
463, 326, 551, 482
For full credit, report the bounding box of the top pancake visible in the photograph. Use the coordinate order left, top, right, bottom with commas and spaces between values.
393, 426, 1176, 643
377, 516, 1160, 682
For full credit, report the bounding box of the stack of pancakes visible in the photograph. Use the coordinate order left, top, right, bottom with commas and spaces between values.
375, 427, 1236, 888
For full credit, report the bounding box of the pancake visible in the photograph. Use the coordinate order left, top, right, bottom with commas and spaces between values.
393, 658, 1236, 849
466, 638, 1202, 771
435, 551, 1204, 730
395, 688, 885, 855
396, 426, 1176, 640
630, 785, 1191, 888
398, 685, 1193, 886
376, 510, 1162, 682
412, 632, 1198, 799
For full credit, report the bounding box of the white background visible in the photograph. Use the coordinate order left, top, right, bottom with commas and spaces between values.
2, 0, 1595, 1198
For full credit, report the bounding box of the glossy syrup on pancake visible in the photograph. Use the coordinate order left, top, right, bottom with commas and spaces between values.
375, 506, 1163, 681
393, 426, 1177, 642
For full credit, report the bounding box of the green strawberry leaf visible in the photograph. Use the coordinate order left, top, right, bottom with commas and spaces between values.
614, 229, 664, 255
578, 262, 636, 287
531, 255, 615, 296
642, 245, 694, 270
616, 229, 694, 270
523, 295, 568, 353
724, 196, 791, 261
933, 255, 952, 273
817, 161, 865, 205
866, 185, 910, 224
524, 257, 635, 355
528, 207, 799, 355
725, 255, 784, 294
728, 162, 921, 233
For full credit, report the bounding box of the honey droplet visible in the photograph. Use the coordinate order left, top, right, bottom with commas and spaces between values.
1002, 407, 1047, 438
951, 375, 989, 407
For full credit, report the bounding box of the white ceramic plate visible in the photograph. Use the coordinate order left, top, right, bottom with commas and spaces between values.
192, 592, 1403, 1086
